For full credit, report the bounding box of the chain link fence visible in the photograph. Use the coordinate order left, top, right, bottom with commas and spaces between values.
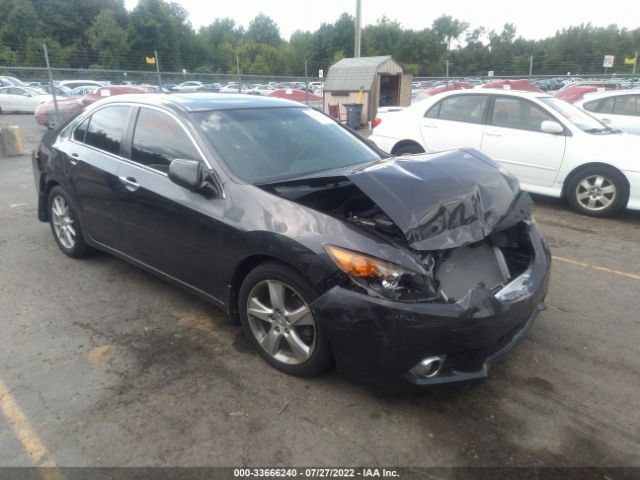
1, 45, 639, 130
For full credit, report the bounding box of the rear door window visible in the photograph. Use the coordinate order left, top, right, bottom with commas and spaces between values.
73, 117, 90, 143
426, 95, 488, 124
84, 106, 131, 156
130, 107, 200, 173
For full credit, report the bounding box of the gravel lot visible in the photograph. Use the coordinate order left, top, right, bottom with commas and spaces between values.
1, 114, 639, 468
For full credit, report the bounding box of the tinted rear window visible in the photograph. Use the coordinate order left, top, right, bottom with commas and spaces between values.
84, 106, 130, 155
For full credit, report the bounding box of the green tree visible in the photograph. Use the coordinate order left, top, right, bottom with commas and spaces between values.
432, 15, 469, 52
246, 13, 282, 48
1, 0, 40, 49
87, 10, 129, 69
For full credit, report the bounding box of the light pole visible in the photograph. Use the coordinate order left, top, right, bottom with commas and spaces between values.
354, 0, 361, 58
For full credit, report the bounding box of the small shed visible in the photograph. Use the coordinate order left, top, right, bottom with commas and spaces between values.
323, 56, 412, 128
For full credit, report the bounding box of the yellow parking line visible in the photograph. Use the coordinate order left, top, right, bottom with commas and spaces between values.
553, 256, 640, 281
0, 378, 64, 480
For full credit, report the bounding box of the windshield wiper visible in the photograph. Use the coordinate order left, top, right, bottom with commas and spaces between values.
585, 127, 618, 134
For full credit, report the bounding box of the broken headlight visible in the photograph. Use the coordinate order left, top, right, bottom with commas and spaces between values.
324, 245, 435, 300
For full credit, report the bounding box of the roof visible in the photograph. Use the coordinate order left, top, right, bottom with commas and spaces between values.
409, 88, 551, 110
324, 56, 398, 92
98, 93, 305, 112
576, 89, 640, 103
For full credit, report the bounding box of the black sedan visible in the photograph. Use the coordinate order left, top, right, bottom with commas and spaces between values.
32, 93, 551, 391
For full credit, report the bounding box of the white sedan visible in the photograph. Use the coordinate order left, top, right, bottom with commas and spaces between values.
369, 89, 640, 217
575, 90, 640, 135
173, 81, 205, 92
0, 86, 52, 113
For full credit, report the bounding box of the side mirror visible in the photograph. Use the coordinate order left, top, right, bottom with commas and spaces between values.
168, 158, 221, 196
540, 120, 564, 135
168, 158, 204, 191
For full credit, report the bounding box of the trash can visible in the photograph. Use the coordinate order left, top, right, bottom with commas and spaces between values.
345, 103, 363, 130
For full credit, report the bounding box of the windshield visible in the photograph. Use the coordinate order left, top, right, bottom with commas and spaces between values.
193, 107, 381, 184
539, 97, 611, 132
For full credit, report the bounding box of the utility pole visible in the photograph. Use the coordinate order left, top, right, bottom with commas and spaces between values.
236, 55, 241, 93
633, 51, 638, 76
529, 55, 534, 78
304, 59, 308, 78
154, 50, 161, 90
42, 43, 59, 127
445, 59, 449, 78
354, 0, 361, 58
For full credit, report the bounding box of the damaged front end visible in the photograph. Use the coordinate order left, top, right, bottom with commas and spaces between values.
260, 149, 551, 390
260, 149, 539, 309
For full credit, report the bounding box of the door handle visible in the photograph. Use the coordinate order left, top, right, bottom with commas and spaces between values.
484, 131, 502, 137
68, 153, 79, 165
422, 123, 438, 129
119, 176, 140, 192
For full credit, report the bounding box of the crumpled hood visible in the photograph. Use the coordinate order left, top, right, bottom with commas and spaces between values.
346, 149, 533, 250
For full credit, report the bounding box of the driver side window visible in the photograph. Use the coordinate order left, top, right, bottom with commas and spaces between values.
130, 108, 201, 173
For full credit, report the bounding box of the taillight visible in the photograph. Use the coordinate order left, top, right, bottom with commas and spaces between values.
373, 117, 381, 128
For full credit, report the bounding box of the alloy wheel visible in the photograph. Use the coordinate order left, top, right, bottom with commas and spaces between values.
575, 174, 617, 212
51, 195, 76, 249
246, 280, 316, 365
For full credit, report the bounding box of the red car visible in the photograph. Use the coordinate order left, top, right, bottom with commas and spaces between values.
267, 89, 323, 109
553, 82, 624, 104
35, 85, 155, 128
482, 79, 544, 93
424, 81, 471, 96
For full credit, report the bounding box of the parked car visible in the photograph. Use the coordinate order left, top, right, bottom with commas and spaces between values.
32, 93, 550, 391
220, 84, 249, 93
0, 75, 25, 87
34, 97, 84, 128
173, 81, 206, 92
370, 89, 640, 217
555, 85, 613, 104
0, 86, 52, 113
35, 85, 155, 128
58, 80, 109, 90
574, 90, 640, 135
247, 84, 276, 96
482, 79, 544, 93
38, 84, 78, 98
267, 89, 323, 108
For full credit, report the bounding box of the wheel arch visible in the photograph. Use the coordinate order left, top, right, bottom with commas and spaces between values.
561, 162, 630, 199
226, 254, 314, 324
40, 179, 60, 221
391, 139, 425, 155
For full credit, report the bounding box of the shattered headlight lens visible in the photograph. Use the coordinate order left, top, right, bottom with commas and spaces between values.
324, 245, 413, 291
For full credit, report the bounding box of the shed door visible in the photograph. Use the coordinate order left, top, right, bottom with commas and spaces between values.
400, 75, 413, 107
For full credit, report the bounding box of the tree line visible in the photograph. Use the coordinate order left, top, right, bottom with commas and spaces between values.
1, 0, 639, 77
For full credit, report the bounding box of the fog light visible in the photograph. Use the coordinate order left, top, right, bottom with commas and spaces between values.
409, 355, 446, 379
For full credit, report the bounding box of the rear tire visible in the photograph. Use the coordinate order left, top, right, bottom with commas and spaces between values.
238, 261, 332, 377
393, 143, 424, 155
47, 186, 90, 258
566, 166, 628, 217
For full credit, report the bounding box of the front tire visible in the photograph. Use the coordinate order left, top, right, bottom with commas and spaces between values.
48, 186, 90, 257
238, 262, 332, 377
566, 166, 628, 217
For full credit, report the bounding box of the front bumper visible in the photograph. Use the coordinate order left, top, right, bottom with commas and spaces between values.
311, 224, 551, 392
624, 170, 640, 211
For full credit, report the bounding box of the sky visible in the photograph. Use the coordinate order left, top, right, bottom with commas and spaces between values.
124, 0, 639, 41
